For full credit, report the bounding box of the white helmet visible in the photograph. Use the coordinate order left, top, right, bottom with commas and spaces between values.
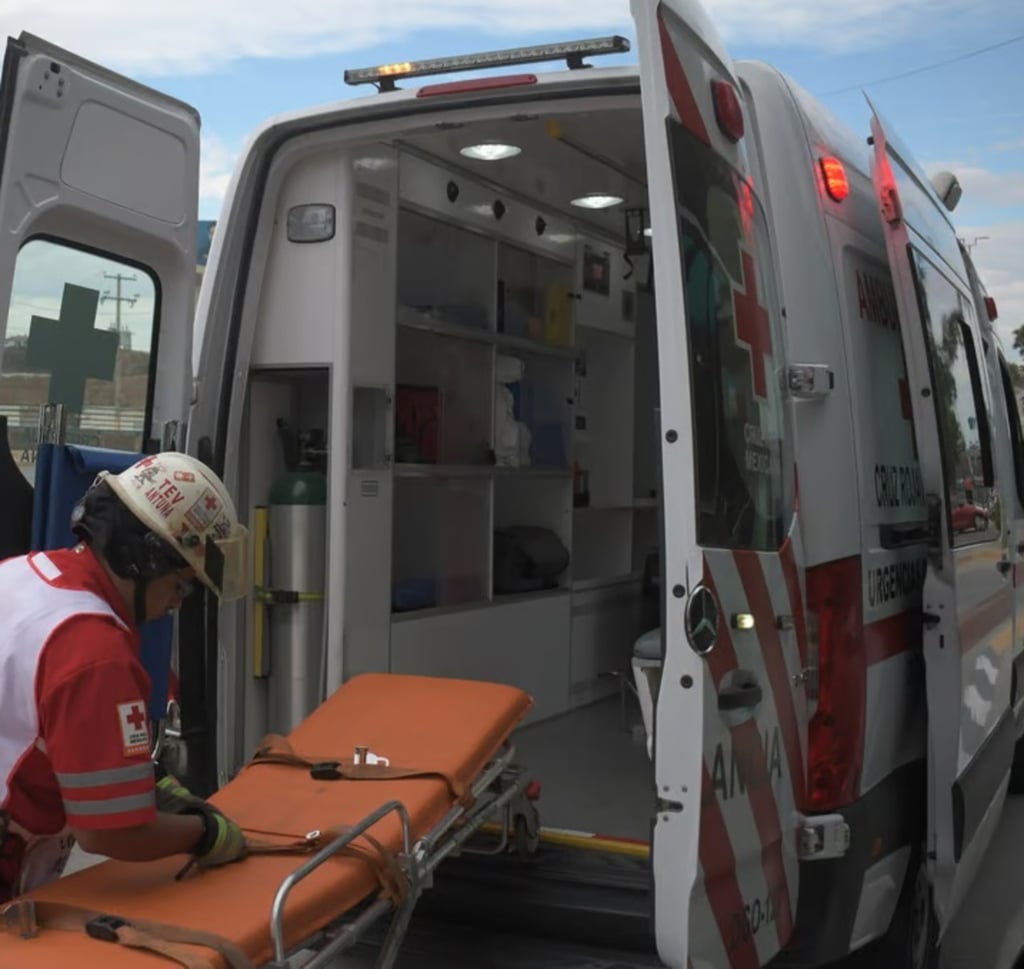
95, 452, 248, 601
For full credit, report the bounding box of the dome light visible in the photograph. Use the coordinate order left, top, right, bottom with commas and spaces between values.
570, 193, 624, 209
459, 143, 521, 161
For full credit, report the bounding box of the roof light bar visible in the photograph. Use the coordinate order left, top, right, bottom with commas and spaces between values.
344, 35, 631, 92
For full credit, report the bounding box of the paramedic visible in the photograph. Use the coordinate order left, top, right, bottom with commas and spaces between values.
0, 452, 250, 903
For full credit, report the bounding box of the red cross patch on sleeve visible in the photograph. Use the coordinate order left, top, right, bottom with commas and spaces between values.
117, 700, 150, 757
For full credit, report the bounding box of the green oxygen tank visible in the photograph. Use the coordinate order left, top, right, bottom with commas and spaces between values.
266, 420, 327, 735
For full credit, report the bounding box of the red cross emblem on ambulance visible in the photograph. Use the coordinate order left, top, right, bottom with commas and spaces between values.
733, 250, 771, 400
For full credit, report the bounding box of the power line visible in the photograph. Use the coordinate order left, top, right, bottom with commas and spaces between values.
822, 31, 1024, 97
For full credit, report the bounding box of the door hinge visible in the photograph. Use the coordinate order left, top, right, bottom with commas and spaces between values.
797, 814, 850, 860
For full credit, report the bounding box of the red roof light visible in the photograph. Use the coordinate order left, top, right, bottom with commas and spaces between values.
710, 80, 744, 142
820, 156, 849, 202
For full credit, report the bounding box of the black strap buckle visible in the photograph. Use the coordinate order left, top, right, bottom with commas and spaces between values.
85, 915, 128, 943
309, 761, 341, 781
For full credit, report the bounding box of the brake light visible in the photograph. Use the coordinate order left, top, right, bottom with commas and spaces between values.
711, 80, 744, 142
985, 296, 998, 321
819, 156, 849, 202
802, 555, 864, 812
417, 73, 538, 97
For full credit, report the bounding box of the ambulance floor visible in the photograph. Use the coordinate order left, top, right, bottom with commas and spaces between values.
510, 693, 656, 842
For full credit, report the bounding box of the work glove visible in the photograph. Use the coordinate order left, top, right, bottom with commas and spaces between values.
155, 770, 248, 870
155, 772, 206, 815
191, 803, 248, 870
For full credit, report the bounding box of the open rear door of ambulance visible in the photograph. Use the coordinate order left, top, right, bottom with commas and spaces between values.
632, 3, 801, 967
0, 32, 200, 738
869, 106, 1016, 932
0, 32, 200, 454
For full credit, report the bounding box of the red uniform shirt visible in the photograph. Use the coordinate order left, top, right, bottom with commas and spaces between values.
0, 545, 157, 901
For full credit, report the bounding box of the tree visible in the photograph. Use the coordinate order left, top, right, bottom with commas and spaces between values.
1014, 324, 1024, 359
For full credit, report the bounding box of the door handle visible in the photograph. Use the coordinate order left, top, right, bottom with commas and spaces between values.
718, 681, 763, 711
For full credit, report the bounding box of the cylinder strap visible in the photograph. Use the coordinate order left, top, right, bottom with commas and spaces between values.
246, 734, 473, 807
0, 899, 254, 969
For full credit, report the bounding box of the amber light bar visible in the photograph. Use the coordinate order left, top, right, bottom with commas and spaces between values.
344, 36, 631, 92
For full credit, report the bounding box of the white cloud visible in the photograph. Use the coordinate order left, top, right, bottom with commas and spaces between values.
964, 221, 1024, 342
199, 134, 239, 215
0, 0, 983, 76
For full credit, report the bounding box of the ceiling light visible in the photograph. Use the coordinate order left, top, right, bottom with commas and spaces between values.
460, 143, 521, 161
571, 193, 624, 210
353, 156, 395, 172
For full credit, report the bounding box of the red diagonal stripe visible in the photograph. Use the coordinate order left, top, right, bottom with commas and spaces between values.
779, 535, 809, 668
866, 610, 920, 667
699, 762, 762, 969
704, 567, 794, 951
733, 552, 806, 807
657, 8, 710, 146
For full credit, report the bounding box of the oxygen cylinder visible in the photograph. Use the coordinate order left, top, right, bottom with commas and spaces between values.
266, 458, 327, 736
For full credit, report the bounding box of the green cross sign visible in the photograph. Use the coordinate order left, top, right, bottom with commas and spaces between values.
26, 283, 120, 415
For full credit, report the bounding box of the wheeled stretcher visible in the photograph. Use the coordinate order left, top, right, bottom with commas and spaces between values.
0, 672, 538, 968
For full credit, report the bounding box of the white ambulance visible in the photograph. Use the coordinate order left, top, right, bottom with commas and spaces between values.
0, 0, 1021, 967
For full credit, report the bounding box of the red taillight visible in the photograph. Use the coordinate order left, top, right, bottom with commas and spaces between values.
416, 73, 538, 97
802, 555, 864, 812
985, 296, 998, 321
711, 79, 744, 142
819, 156, 849, 202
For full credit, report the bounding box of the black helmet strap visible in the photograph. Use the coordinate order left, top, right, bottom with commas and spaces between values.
71, 480, 187, 625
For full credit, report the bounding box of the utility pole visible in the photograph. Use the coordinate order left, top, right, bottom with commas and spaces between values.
100, 271, 140, 432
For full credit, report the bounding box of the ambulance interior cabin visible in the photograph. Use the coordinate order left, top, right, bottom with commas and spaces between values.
235, 91, 676, 858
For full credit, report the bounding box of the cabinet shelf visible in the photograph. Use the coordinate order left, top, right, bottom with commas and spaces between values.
394, 463, 571, 479
397, 311, 577, 360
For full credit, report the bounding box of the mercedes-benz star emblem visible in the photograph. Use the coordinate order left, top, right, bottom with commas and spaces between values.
685, 584, 719, 656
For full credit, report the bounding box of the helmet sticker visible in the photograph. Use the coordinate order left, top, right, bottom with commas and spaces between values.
174, 470, 196, 483
144, 478, 188, 520
132, 464, 162, 487
183, 488, 221, 534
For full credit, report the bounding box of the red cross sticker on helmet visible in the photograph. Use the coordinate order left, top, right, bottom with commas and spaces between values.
103, 452, 250, 601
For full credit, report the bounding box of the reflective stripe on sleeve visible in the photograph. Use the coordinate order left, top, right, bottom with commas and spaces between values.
55, 762, 154, 789
63, 790, 156, 818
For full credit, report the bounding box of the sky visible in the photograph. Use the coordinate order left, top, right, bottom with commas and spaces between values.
0, 0, 1021, 351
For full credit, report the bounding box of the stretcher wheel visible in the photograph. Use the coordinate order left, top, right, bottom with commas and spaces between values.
512, 806, 540, 858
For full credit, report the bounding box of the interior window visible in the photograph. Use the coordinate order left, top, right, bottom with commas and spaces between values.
1, 238, 158, 484
666, 119, 788, 551
909, 246, 996, 547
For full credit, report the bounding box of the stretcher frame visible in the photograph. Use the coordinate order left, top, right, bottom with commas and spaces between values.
263, 740, 535, 969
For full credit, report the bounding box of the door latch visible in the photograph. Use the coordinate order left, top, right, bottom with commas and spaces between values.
797, 814, 851, 860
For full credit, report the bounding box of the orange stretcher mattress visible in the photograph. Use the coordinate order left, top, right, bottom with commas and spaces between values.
0, 672, 533, 968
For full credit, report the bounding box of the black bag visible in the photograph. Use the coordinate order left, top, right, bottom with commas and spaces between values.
493, 525, 570, 595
